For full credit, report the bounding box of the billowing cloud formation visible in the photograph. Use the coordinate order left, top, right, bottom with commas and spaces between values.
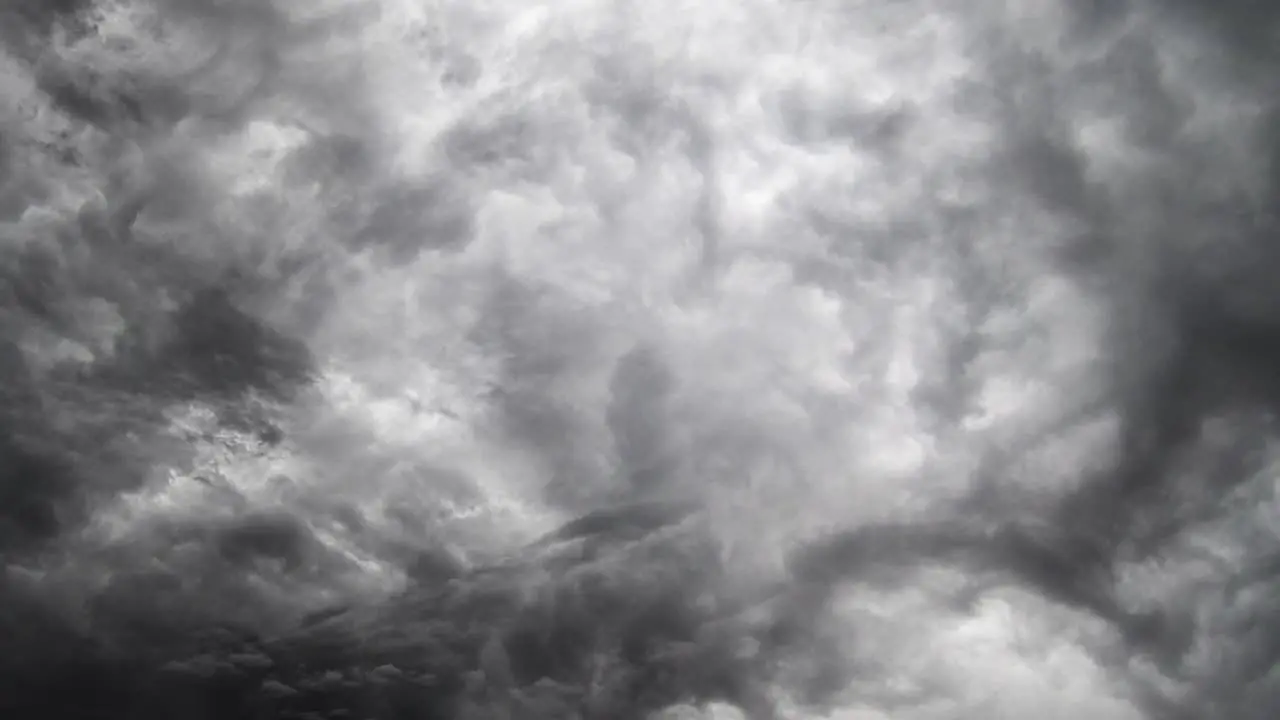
3, 0, 1280, 718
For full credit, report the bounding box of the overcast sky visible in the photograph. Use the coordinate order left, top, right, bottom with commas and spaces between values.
3, 1, 1280, 718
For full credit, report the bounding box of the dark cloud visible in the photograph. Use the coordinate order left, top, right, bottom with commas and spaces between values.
1163, 0, 1280, 60
6, 0, 1280, 718
0, 433, 78, 551
153, 284, 315, 401
3, 0, 91, 37
350, 180, 476, 263
607, 344, 677, 494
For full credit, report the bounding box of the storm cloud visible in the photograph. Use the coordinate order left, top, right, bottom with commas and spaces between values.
3, 1, 1280, 719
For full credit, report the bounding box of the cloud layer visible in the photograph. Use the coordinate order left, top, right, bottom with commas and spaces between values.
3, 1, 1280, 718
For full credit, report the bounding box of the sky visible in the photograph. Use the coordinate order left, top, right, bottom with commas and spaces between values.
2, 1, 1280, 718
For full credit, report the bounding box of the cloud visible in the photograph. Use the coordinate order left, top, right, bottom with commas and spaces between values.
4, 0, 1280, 718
